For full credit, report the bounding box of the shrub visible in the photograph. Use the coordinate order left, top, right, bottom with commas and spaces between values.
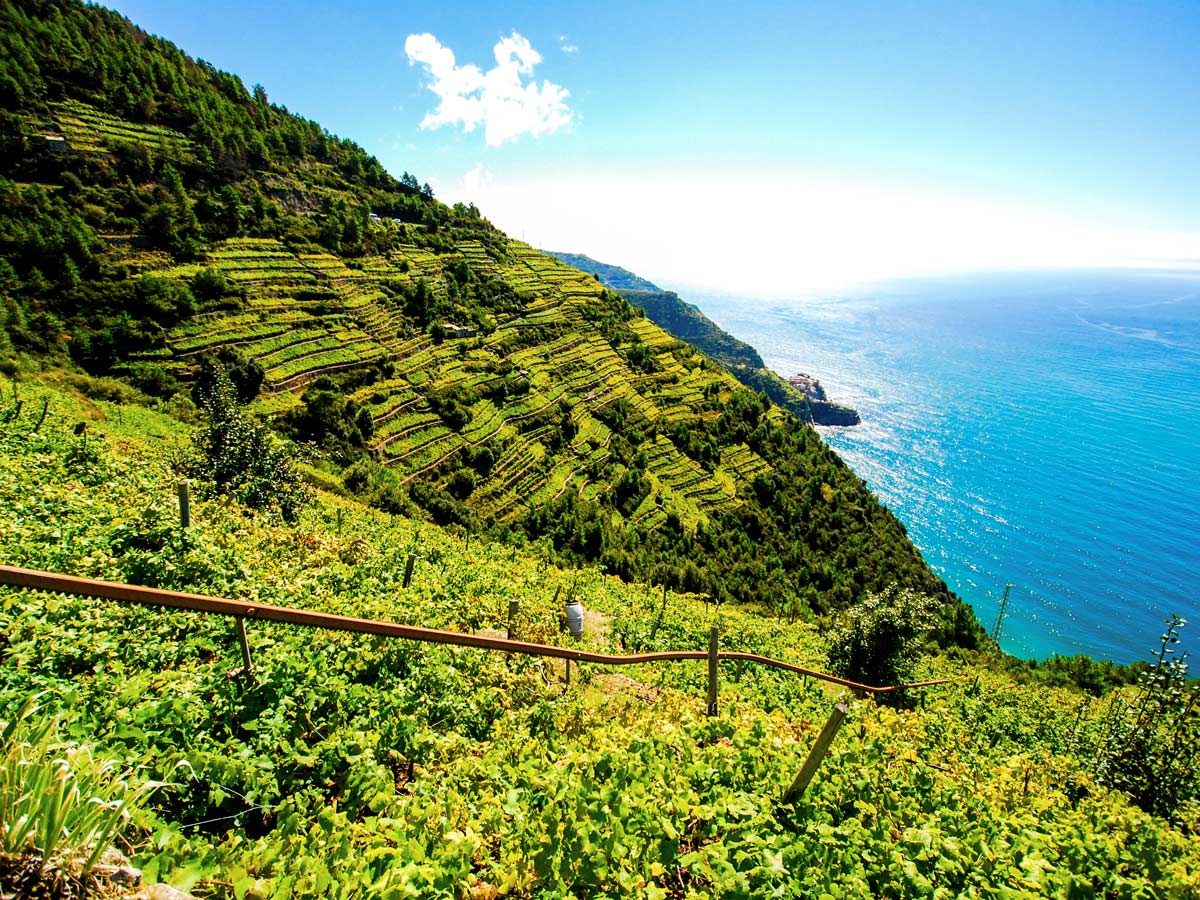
826, 585, 936, 705
177, 366, 310, 521
1091, 615, 1199, 825
192, 348, 264, 405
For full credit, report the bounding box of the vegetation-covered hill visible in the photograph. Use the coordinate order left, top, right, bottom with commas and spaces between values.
1, 4, 1198, 896
0, 0, 969, 638
543, 253, 664, 295
1, 384, 1197, 898
545, 252, 767, 371
546, 252, 861, 427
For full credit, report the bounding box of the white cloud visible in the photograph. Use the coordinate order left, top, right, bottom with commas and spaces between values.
404, 31, 573, 147
558, 35, 579, 54
455, 168, 1200, 296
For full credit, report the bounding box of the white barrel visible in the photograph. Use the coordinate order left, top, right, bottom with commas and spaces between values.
565, 599, 584, 638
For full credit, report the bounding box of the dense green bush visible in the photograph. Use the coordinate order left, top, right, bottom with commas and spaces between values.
827, 585, 936, 704
176, 366, 310, 521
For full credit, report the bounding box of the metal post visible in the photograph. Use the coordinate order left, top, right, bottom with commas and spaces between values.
706, 627, 719, 716
403, 553, 416, 589
782, 702, 850, 802
177, 482, 191, 529
991, 582, 1014, 646
508, 599, 519, 640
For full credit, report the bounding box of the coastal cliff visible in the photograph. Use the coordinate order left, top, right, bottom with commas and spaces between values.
547, 252, 861, 427
789, 374, 862, 426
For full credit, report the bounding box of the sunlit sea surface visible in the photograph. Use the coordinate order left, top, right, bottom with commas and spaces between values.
684, 270, 1200, 663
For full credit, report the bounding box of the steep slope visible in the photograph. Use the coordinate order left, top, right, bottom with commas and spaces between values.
548, 251, 861, 426
546, 252, 765, 371
542, 253, 663, 294
0, 0, 976, 644
0, 388, 1195, 898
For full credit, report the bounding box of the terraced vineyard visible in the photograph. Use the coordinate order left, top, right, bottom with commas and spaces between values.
138, 234, 776, 532
3, 0, 978, 660
1, 386, 1197, 899
47, 98, 192, 155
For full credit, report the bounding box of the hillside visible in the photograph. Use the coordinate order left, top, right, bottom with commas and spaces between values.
547, 252, 861, 427
542, 253, 664, 295
0, 384, 1197, 897
0, 0, 965, 637
2, 4, 1199, 898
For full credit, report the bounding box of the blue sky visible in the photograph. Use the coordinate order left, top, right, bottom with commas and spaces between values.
105, 1, 1200, 295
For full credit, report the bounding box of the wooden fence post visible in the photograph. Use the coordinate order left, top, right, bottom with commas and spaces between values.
234, 617, 254, 679
403, 553, 416, 589
177, 482, 191, 530
32, 398, 48, 433
507, 599, 519, 640
782, 702, 849, 803
706, 627, 719, 716
650, 582, 668, 641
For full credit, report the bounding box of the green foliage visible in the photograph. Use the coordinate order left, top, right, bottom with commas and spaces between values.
192, 349, 264, 406
1090, 616, 1199, 824
282, 375, 373, 464
0, 695, 156, 875
189, 267, 233, 305
999, 651, 1138, 696
827, 586, 937, 703
425, 383, 478, 432
178, 367, 309, 521
1, 385, 1199, 897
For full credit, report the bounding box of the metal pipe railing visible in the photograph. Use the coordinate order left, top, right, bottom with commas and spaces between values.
0, 564, 950, 695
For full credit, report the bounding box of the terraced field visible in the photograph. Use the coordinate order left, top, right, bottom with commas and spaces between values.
49, 98, 192, 155
137, 231, 781, 529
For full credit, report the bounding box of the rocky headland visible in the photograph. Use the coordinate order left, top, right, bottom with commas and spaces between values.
788, 374, 862, 426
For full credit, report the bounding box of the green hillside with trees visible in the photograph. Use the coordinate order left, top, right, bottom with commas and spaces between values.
546, 252, 860, 427
0, 0, 962, 634
1, 2, 1197, 897
0, 382, 1197, 898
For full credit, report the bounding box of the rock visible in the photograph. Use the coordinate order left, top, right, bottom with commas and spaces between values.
96, 848, 133, 868
81, 848, 142, 888
810, 400, 861, 427
141, 884, 200, 900
787, 373, 828, 402
788, 374, 862, 426
92, 863, 142, 887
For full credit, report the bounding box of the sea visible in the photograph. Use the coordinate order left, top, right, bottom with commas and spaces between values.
685, 270, 1200, 664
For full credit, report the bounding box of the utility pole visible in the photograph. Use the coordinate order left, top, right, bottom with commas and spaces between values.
991, 583, 1014, 646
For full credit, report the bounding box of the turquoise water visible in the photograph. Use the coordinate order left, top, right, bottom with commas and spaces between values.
687, 271, 1200, 664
